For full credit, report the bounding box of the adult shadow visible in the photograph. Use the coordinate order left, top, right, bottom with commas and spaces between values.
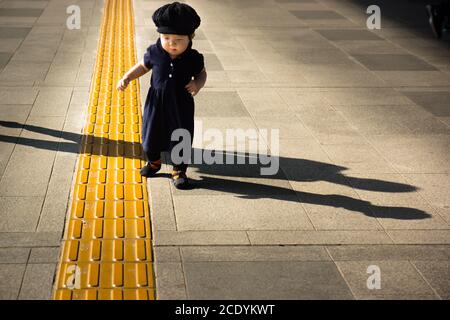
0, 121, 430, 220
0, 120, 144, 157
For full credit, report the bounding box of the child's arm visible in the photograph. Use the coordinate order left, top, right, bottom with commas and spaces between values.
185, 68, 207, 96
117, 60, 150, 91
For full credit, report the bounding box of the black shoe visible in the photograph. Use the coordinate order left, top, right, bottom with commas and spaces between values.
171, 170, 189, 189
140, 160, 161, 177
426, 4, 443, 39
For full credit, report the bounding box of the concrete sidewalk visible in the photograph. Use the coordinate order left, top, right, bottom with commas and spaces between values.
134, 0, 450, 299
0, 0, 103, 299
0, 0, 449, 300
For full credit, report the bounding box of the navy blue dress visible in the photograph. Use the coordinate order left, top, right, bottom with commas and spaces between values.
142, 37, 204, 166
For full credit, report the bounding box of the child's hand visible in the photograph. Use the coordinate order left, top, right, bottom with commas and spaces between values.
117, 77, 130, 91
185, 79, 201, 96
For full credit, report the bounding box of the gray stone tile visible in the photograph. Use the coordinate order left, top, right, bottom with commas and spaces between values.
19, 116, 65, 142
302, 202, 383, 231
239, 88, 293, 115
327, 245, 450, 261
298, 63, 386, 87
0, 61, 50, 82
321, 88, 413, 106
156, 285, 187, 300
253, 113, 313, 139
184, 261, 353, 299
0, 248, 30, 263
36, 195, 68, 233
0, 8, 43, 17
204, 53, 223, 71
0, 142, 14, 177
155, 262, 185, 288
0, 264, 26, 299
154, 231, 250, 246
412, 261, 450, 299
334, 104, 449, 135
0, 16, 37, 25
248, 230, 393, 245
277, 47, 354, 65
321, 144, 397, 174
0, 104, 32, 133
0, 27, 31, 38
147, 177, 177, 231
0, 87, 38, 104
18, 263, 55, 300
0, 145, 55, 197
29, 247, 60, 263
365, 135, 450, 174
181, 245, 330, 262
352, 54, 437, 71
0, 1, 48, 9
0, 232, 61, 248
172, 195, 313, 231
277, 138, 333, 164
154, 247, 181, 262
387, 230, 450, 244
195, 91, 249, 117
11, 45, 58, 62
29, 88, 72, 117
226, 70, 269, 83
336, 260, 437, 299
291, 10, 346, 20
0, 196, 44, 232
373, 71, 450, 87
0, 52, 11, 69
0, 38, 23, 52
334, 40, 408, 55
343, 173, 425, 205
43, 66, 78, 84
171, 164, 293, 198
317, 29, 382, 41
402, 91, 450, 117
402, 173, 450, 207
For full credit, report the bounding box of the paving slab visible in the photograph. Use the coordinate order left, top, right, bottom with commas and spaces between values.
184, 261, 353, 299
0, 264, 26, 299
412, 261, 450, 299
18, 263, 56, 300
336, 260, 437, 299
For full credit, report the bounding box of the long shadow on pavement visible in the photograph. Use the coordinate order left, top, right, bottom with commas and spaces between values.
0, 120, 430, 220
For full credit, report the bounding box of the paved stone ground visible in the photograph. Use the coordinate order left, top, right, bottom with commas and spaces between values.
0, 0, 103, 299
0, 0, 449, 300
135, 0, 450, 299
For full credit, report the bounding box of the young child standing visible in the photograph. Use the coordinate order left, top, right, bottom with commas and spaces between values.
117, 2, 207, 189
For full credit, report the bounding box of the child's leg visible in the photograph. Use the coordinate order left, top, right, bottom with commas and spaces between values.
171, 157, 189, 189
140, 150, 162, 177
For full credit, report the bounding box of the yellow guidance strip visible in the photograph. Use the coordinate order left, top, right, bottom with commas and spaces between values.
53, 0, 155, 300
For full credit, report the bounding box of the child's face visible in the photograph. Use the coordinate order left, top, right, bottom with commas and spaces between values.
160, 34, 190, 57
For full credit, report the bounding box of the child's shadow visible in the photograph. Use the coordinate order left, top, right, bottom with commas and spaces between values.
160, 149, 430, 220
0, 121, 431, 220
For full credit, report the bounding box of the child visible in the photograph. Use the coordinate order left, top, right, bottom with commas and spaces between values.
117, 2, 207, 189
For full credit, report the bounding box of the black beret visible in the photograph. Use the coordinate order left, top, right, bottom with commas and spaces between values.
152, 2, 201, 35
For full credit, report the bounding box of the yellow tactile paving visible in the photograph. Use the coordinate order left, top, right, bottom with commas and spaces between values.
53, 0, 155, 300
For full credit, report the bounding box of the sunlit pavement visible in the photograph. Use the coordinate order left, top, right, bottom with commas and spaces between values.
0, 0, 449, 299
